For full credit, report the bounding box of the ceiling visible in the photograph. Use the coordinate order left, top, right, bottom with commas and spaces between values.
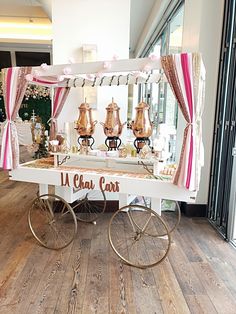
0, 0, 48, 18
0, 0, 157, 53
130, 0, 156, 54
0, 0, 41, 5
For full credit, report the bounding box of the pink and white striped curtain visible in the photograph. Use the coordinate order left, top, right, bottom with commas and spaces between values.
49, 87, 70, 140
0, 67, 32, 170
161, 53, 205, 191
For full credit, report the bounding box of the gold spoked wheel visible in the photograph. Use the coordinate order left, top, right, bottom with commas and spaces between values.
72, 189, 106, 223
108, 204, 171, 269
28, 193, 77, 250
130, 198, 181, 236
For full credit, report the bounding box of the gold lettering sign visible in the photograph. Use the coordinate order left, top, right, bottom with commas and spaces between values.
60, 172, 120, 192
99, 176, 120, 192
61, 172, 70, 187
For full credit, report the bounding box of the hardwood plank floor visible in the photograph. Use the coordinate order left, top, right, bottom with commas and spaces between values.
0, 170, 236, 314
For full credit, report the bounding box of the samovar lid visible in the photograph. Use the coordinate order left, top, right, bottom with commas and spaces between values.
79, 98, 90, 110
106, 97, 120, 111
135, 101, 149, 110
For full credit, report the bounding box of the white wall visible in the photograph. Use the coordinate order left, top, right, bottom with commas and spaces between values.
52, 0, 130, 146
182, 0, 224, 203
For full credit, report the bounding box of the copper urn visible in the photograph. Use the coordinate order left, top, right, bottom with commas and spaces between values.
131, 101, 153, 138
100, 99, 126, 137
75, 101, 97, 136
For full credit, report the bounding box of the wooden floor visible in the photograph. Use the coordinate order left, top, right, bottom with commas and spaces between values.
0, 171, 236, 314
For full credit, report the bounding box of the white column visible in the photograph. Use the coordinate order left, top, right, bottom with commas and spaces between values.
151, 197, 162, 216
52, 0, 130, 147
39, 184, 48, 196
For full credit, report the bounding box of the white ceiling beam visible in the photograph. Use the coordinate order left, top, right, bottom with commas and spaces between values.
38, 0, 52, 20
32, 57, 161, 77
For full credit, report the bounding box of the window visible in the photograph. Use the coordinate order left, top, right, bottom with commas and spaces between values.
141, 4, 184, 162
15, 51, 50, 67
0, 44, 51, 67
169, 7, 184, 54
0, 51, 12, 70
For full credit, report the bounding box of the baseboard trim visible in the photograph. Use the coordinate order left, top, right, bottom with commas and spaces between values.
105, 200, 119, 212
181, 202, 207, 217
88, 200, 207, 216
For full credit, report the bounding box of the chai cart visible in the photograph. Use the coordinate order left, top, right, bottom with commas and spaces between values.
1, 54, 205, 268
9, 153, 196, 268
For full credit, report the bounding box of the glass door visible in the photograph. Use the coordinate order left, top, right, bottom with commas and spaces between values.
228, 142, 236, 245
208, 0, 236, 238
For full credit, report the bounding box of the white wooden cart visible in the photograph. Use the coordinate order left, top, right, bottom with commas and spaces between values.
10, 152, 196, 268
2, 54, 204, 268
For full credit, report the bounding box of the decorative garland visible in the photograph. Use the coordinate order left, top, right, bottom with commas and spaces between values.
0, 81, 51, 128
0, 81, 51, 101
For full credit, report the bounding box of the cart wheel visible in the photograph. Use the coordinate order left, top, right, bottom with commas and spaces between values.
72, 189, 106, 223
130, 197, 181, 235
28, 193, 77, 250
108, 204, 171, 268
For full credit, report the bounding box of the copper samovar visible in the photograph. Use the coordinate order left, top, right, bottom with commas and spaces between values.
75, 100, 97, 149
131, 101, 153, 152
100, 98, 126, 150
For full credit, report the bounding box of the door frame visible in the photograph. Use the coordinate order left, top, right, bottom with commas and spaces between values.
208, 0, 236, 238
228, 143, 236, 243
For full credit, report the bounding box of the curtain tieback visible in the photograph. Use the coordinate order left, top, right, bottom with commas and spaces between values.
186, 122, 195, 129
47, 117, 57, 124
186, 119, 201, 128
2, 120, 18, 140
2, 119, 15, 129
